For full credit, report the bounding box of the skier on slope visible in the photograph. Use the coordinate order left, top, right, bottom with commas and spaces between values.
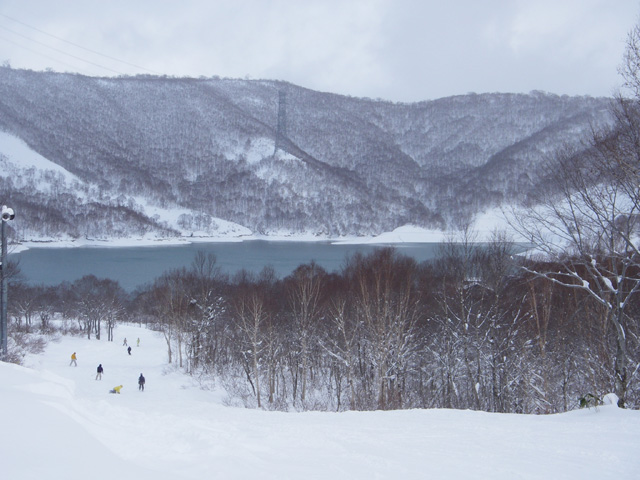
69, 352, 77, 367
109, 385, 123, 394
138, 373, 145, 392
96, 364, 104, 380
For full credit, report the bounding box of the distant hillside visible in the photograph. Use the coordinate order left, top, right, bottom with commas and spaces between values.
0, 67, 613, 240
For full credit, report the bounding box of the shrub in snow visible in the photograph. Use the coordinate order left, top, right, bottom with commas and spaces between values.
578, 393, 602, 409
5, 332, 48, 365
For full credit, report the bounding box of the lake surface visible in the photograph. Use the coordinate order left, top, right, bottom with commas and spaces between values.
12, 241, 444, 291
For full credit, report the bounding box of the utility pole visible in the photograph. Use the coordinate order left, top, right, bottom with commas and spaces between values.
1, 205, 15, 359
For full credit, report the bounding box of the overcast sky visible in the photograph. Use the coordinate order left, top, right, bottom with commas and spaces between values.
0, 0, 638, 102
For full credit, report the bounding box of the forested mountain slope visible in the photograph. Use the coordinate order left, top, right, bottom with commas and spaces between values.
0, 67, 613, 239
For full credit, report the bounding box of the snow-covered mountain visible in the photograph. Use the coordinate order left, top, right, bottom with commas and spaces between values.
0, 67, 613, 240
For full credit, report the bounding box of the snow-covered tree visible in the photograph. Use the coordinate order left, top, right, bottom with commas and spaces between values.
342, 248, 421, 410
285, 262, 326, 406
514, 135, 640, 407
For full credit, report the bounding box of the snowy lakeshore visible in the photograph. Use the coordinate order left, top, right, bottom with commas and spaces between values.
13, 208, 523, 253
4, 322, 639, 480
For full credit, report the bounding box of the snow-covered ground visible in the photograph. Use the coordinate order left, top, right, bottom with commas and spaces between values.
15, 212, 525, 253
3, 323, 639, 480
332, 213, 527, 245
13, 221, 516, 254
0, 130, 80, 182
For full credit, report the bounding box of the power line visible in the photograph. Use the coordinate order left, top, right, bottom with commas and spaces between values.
0, 24, 125, 75
0, 13, 162, 75
0, 33, 94, 74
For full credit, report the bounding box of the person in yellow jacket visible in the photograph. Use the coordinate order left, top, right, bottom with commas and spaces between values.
109, 385, 123, 394
69, 352, 77, 367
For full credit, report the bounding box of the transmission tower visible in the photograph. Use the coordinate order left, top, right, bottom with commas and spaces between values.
274, 90, 287, 154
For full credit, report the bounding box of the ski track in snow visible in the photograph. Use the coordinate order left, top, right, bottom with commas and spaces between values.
2, 323, 639, 480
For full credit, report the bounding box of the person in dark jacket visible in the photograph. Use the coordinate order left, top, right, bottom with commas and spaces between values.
127, 346, 132, 355
96, 364, 104, 380
138, 373, 145, 392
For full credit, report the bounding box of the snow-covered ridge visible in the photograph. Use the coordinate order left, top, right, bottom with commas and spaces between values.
0, 130, 79, 181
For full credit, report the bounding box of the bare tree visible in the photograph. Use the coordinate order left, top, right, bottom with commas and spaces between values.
286, 262, 326, 406
144, 270, 192, 365
184, 252, 228, 373
431, 227, 484, 409
431, 230, 527, 412
513, 140, 640, 407
232, 273, 270, 408
68, 276, 125, 341
620, 21, 640, 99
323, 295, 360, 410
510, 25, 640, 405
344, 248, 421, 410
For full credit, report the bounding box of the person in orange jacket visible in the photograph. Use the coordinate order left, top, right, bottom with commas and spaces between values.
70, 352, 77, 367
